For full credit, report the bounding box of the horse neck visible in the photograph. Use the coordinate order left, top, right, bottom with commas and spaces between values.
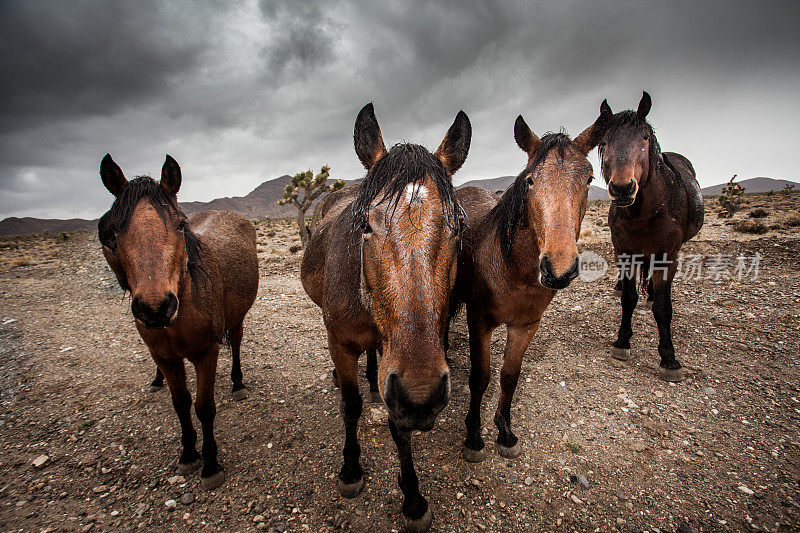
500, 208, 543, 283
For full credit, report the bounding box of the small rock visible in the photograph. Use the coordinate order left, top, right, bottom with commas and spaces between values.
253, 515, 265, 523
738, 485, 754, 495
677, 525, 699, 533
570, 474, 590, 489
92, 485, 108, 494
524, 477, 533, 486
165, 499, 177, 511
32, 455, 49, 468
181, 493, 194, 505
167, 475, 183, 485
569, 494, 583, 505
702, 386, 717, 396
135, 503, 148, 515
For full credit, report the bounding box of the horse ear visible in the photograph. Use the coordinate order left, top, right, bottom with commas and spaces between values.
160, 154, 182, 195
100, 154, 128, 196
354, 103, 387, 170
637, 91, 652, 118
600, 98, 612, 117
574, 101, 613, 155
514, 115, 541, 157
434, 110, 471, 175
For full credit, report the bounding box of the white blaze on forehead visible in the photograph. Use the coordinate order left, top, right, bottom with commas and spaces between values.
404, 183, 428, 204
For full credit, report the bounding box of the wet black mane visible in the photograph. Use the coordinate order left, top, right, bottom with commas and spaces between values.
98, 176, 206, 285
351, 143, 464, 233
598, 110, 663, 181
496, 132, 572, 255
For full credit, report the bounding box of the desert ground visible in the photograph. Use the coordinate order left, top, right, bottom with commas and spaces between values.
0, 193, 799, 532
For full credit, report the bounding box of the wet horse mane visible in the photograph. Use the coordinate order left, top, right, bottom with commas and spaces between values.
98, 176, 207, 286
351, 143, 464, 234
496, 132, 573, 255
598, 110, 664, 182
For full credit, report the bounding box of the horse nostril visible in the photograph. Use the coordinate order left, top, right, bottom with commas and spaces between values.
131, 296, 145, 321
565, 258, 580, 281
165, 292, 178, 318
539, 255, 554, 279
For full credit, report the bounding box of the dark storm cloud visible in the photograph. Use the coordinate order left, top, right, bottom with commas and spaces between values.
0, 0, 798, 219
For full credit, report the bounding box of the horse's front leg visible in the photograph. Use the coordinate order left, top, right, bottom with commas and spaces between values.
611, 273, 638, 361
192, 345, 225, 490
365, 348, 380, 403
462, 311, 493, 462
494, 322, 539, 458
389, 419, 432, 533
153, 355, 200, 473
330, 340, 364, 497
652, 264, 683, 381
150, 366, 164, 392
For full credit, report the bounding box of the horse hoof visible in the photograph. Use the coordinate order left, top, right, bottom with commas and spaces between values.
149, 384, 163, 393
611, 347, 631, 361
177, 458, 202, 475
370, 390, 382, 404
462, 445, 487, 463
497, 442, 522, 458
659, 367, 685, 382
200, 470, 225, 491
232, 388, 249, 401
337, 476, 364, 498
403, 508, 433, 533
644, 299, 654, 310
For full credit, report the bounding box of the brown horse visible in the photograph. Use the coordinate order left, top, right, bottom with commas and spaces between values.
452, 108, 609, 462
301, 103, 470, 533
98, 154, 259, 489
599, 92, 704, 381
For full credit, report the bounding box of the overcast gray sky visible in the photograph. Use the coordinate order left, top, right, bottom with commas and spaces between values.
1, 0, 798, 219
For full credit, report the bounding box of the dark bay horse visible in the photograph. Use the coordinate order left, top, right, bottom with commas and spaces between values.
301, 103, 470, 533
599, 92, 704, 381
98, 154, 259, 489
452, 108, 609, 462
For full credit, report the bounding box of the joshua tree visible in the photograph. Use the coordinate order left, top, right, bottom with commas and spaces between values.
783, 183, 796, 195
718, 174, 745, 218
278, 165, 345, 248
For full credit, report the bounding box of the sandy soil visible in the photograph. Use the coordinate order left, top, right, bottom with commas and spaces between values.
0, 194, 799, 532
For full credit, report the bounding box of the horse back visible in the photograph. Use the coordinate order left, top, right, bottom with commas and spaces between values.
188, 210, 259, 329
455, 186, 500, 223
663, 152, 704, 242
311, 184, 361, 231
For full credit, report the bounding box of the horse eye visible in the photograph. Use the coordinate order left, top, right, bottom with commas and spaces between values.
643, 134, 650, 140
599, 141, 606, 147
362, 222, 373, 235
177, 220, 186, 231
587, 175, 594, 185
525, 176, 534, 186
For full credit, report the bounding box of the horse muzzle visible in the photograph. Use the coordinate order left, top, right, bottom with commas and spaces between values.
382, 370, 450, 432
539, 255, 579, 290
608, 180, 638, 207
132, 292, 179, 330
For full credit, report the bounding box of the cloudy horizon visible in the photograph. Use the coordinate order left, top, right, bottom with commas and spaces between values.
1, 0, 798, 220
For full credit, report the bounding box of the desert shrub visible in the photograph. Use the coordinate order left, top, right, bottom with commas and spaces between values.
786, 212, 800, 227
734, 220, 768, 234
783, 183, 796, 195
289, 244, 302, 254
717, 174, 744, 218
748, 208, 769, 218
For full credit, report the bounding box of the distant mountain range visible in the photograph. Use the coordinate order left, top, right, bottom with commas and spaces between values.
1, 176, 797, 236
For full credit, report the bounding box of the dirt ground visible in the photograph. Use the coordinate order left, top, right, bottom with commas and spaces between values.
1, 193, 799, 532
